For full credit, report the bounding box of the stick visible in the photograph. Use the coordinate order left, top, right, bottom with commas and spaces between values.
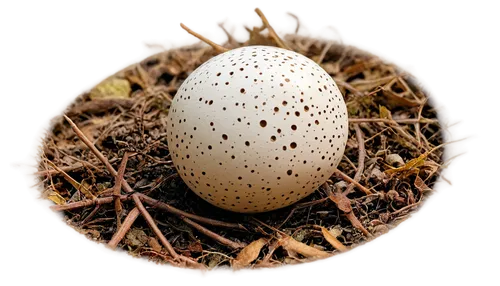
79, 205, 101, 226
337, 81, 364, 97
50, 195, 128, 211
131, 194, 179, 259
316, 41, 333, 65
334, 170, 373, 195
138, 194, 247, 230
64, 115, 117, 177
345, 211, 371, 237
348, 118, 438, 124
254, 8, 291, 50
182, 217, 246, 249
180, 23, 229, 54
326, 183, 373, 238
113, 152, 130, 228
344, 124, 365, 195
107, 207, 140, 249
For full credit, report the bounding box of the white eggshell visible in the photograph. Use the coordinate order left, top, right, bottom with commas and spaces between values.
167, 46, 348, 213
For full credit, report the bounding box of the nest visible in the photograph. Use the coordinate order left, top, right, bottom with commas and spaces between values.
37, 11, 444, 269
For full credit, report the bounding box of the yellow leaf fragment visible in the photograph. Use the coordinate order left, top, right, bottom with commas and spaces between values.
379, 105, 393, 119
47, 190, 66, 205
232, 238, 267, 269
90, 77, 131, 100
320, 227, 348, 252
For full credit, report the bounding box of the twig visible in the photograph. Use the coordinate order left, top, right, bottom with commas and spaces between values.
415, 99, 427, 147
286, 12, 300, 34
131, 194, 179, 259
334, 170, 373, 195
113, 152, 130, 228
326, 183, 373, 238
107, 207, 140, 249
345, 211, 372, 237
180, 23, 229, 54
138, 194, 247, 230
344, 124, 365, 195
35, 163, 84, 176
254, 8, 291, 50
218, 22, 238, 48
79, 205, 101, 226
50, 195, 129, 211
349, 118, 438, 124
64, 115, 117, 178
337, 81, 364, 97
182, 217, 246, 250
316, 41, 333, 65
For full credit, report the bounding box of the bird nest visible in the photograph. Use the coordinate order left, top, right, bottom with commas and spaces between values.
37, 9, 444, 269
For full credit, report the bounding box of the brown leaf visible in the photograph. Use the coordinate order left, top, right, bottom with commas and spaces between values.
414, 176, 432, 193
380, 87, 420, 107
148, 237, 162, 252
187, 241, 203, 253
320, 227, 348, 252
232, 238, 267, 269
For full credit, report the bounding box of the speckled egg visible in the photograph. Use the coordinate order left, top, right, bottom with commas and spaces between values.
167, 46, 348, 213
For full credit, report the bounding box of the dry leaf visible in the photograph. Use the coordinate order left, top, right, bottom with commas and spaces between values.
90, 77, 131, 100
320, 227, 348, 252
379, 105, 393, 119
148, 237, 162, 252
47, 190, 66, 205
328, 226, 343, 238
414, 176, 432, 193
380, 87, 420, 107
232, 238, 267, 269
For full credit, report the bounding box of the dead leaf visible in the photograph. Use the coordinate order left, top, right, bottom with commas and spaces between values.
380, 87, 420, 107
379, 105, 393, 119
47, 190, 66, 205
320, 227, 348, 252
187, 241, 203, 253
232, 238, 267, 269
125, 229, 148, 247
90, 77, 131, 100
148, 237, 162, 252
414, 176, 432, 193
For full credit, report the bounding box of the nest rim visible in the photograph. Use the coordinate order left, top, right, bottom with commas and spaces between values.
14, 13, 472, 277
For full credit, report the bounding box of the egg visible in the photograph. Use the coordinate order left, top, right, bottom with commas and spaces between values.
167, 46, 348, 213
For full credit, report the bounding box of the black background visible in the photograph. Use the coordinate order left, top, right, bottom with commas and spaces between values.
11, 1, 481, 285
